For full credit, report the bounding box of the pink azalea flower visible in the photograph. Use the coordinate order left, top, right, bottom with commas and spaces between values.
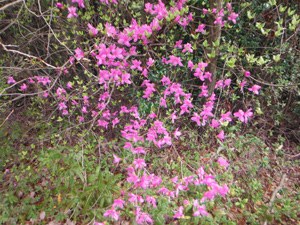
147, 58, 154, 67
170, 111, 178, 124
173, 206, 184, 218
193, 205, 209, 217
144, 3, 153, 12
74, 0, 85, 8
224, 79, 231, 87
81, 106, 87, 114
136, 210, 153, 224
173, 128, 182, 139
132, 147, 146, 154
248, 85, 261, 95
142, 69, 148, 77
168, 55, 183, 66
112, 199, 125, 209
183, 200, 189, 205
113, 154, 121, 167
103, 209, 119, 221
217, 184, 229, 197
244, 71, 251, 77
91, 110, 98, 118
7, 77, 16, 84
58, 102, 67, 110
138, 174, 150, 189
219, 112, 232, 122
171, 176, 178, 184
240, 80, 247, 92
88, 23, 98, 35
217, 157, 229, 169
74, 48, 84, 60
148, 111, 156, 119
66, 82, 72, 89
188, 60, 194, 71
161, 76, 171, 86
78, 116, 84, 123
69, 56, 75, 65
56, 3, 63, 8
214, 16, 223, 24
244, 108, 253, 123
127, 193, 137, 203
174, 40, 183, 49
151, 176, 162, 187
196, 24, 206, 33
182, 43, 193, 53
43, 92, 48, 98
203, 8, 208, 15
158, 187, 170, 195
218, 9, 224, 17
112, 118, 119, 127
133, 158, 146, 170
217, 130, 225, 142
20, 83, 27, 91
146, 196, 157, 208
234, 109, 245, 122
210, 119, 220, 128
130, 59, 143, 71
215, 80, 224, 88
201, 189, 217, 202
127, 172, 139, 185
191, 113, 201, 126
160, 97, 167, 108
188, 12, 193, 22
67, 6, 78, 19
228, 12, 239, 24
28, 77, 34, 83
234, 108, 253, 123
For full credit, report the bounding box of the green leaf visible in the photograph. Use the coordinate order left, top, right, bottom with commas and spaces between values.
247, 11, 255, 19
256, 107, 263, 115
246, 54, 257, 64
269, 0, 276, 6
257, 56, 267, 66
203, 40, 209, 47
279, 5, 287, 12
275, 30, 282, 37
227, 57, 236, 68
57, 117, 63, 122
288, 8, 296, 16
207, 50, 215, 58
273, 54, 280, 62
256, 22, 265, 29
213, 40, 220, 47
261, 28, 271, 35
145, 30, 151, 38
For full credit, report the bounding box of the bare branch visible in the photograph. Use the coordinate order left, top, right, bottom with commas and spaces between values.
0, 41, 56, 69
0, 0, 22, 11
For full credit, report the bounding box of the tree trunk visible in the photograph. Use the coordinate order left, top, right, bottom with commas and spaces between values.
206, 0, 223, 95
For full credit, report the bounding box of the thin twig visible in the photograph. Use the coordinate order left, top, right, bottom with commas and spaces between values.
263, 174, 287, 225
0, 41, 56, 69
0, 110, 14, 127
0, 0, 22, 11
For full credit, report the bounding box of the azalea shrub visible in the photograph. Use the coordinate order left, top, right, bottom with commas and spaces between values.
1, 0, 300, 224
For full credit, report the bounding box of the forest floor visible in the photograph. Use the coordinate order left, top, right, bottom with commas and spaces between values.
0, 107, 299, 224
